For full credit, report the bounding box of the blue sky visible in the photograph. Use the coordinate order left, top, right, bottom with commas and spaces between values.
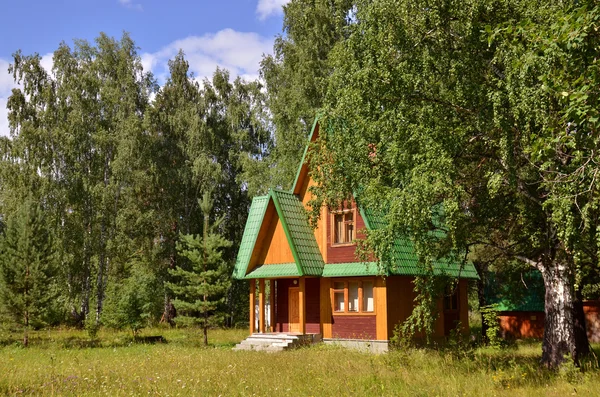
0, 0, 290, 136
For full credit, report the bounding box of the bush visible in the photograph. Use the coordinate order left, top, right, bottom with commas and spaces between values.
481, 304, 502, 348
101, 264, 163, 337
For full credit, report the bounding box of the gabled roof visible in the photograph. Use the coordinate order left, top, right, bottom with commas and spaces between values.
245, 263, 299, 279
232, 189, 325, 280
271, 189, 324, 276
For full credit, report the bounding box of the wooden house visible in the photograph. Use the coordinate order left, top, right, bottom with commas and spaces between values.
232, 119, 479, 351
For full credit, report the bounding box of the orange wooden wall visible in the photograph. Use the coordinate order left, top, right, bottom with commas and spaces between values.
248, 201, 295, 272
262, 218, 294, 264
499, 301, 600, 342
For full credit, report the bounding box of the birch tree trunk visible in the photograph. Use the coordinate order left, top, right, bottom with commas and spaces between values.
541, 260, 577, 368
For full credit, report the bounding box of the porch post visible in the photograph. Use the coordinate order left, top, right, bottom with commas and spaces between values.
299, 277, 306, 334
249, 280, 255, 335
259, 279, 265, 333
269, 280, 276, 332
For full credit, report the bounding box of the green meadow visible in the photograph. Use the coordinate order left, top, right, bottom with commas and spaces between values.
1, 327, 599, 396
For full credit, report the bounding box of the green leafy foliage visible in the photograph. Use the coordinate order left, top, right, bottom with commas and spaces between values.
260, 0, 355, 189
0, 33, 271, 331
101, 263, 162, 337
481, 305, 503, 349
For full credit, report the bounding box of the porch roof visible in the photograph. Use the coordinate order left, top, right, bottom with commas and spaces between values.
244, 263, 300, 279
232, 189, 324, 280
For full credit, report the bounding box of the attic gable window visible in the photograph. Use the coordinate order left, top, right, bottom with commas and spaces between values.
332, 208, 355, 245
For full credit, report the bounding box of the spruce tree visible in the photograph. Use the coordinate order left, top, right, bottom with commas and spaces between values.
167, 192, 231, 345
0, 199, 57, 346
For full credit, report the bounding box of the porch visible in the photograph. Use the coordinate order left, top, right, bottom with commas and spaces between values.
249, 277, 321, 335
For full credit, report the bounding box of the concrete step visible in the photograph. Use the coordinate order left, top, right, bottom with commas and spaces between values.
233, 333, 319, 352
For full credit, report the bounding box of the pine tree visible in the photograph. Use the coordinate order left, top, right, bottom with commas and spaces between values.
167, 192, 232, 345
0, 199, 57, 346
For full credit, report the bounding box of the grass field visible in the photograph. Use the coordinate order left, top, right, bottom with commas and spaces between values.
1, 327, 600, 396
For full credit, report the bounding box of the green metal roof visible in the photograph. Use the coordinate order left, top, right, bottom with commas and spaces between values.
360, 207, 479, 280
322, 262, 381, 277
232, 196, 269, 279
245, 263, 300, 279
271, 189, 325, 276
485, 271, 545, 312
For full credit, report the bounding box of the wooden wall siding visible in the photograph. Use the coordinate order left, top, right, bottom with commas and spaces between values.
275, 278, 321, 334
375, 277, 388, 340
305, 278, 321, 334
498, 312, 545, 339
320, 278, 332, 338
276, 279, 291, 332
326, 207, 368, 263
585, 301, 600, 343
498, 301, 600, 342
331, 315, 377, 339
386, 276, 463, 339
259, 216, 295, 265
385, 276, 416, 338
247, 201, 276, 272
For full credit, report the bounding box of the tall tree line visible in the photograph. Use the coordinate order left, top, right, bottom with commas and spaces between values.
0, 33, 271, 330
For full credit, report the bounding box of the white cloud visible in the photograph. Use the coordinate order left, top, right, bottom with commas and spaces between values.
119, 0, 143, 11
142, 29, 273, 84
40, 53, 54, 76
256, 0, 290, 20
0, 59, 16, 95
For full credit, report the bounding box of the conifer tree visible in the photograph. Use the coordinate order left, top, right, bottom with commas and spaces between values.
167, 192, 231, 345
0, 199, 57, 346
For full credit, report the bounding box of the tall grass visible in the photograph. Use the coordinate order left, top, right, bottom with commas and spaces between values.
1, 328, 599, 396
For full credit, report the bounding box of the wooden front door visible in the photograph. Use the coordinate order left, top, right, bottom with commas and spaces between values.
288, 287, 300, 333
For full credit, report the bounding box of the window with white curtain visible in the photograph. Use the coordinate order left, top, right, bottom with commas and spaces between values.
331, 279, 375, 314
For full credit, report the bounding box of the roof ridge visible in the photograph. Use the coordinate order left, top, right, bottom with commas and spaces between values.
290, 116, 320, 194
270, 187, 295, 195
